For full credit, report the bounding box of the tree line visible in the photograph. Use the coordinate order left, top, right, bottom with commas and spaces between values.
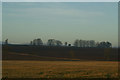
30, 38, 112, 48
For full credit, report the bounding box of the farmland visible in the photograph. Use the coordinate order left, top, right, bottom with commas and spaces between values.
2, 61, 118, 78
2, 45, 119, 79
2, 45, 118, 61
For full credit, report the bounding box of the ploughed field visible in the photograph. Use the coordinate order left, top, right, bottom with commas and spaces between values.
2, 45, 119, 78
2, 45, 118, 61
2, 61, 118, 78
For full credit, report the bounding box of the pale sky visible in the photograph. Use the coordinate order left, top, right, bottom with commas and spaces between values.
2, 0, 120, 2
2, 2, 118, 47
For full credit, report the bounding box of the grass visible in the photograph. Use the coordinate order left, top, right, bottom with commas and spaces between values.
2, 61, 118, 78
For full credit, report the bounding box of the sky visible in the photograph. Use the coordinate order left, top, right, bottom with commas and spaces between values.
2, 0, 120, 2
2, 2, 118, 47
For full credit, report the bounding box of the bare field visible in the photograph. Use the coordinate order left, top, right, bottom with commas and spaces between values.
2, 61, 118, 78
3, 46, 118, 61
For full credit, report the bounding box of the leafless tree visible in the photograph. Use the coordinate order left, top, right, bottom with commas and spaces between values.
55, 40, 62, 46
89, 40, 95, 47
32, 38, 43, 45
74, 39, 79, 47
65, 42, 68, 46
36, 38, 43, 45
97, 41, 112, 48
5, 39, 8, 45
47, 39, 56, 46
74, 39, 97, 48
30, 41, 33, 45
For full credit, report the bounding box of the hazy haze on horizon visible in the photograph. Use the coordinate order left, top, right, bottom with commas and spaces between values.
2, 2, 118, 47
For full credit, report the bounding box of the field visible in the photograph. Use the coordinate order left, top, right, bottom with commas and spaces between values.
2, 45, 119, 79
2, 45, 118, 61
2, 61, 118, 78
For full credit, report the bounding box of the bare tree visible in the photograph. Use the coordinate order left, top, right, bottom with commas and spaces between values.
56, 40, 62, 46
65, 42, 68, 46
30, 41, 33, 45
97, 41, 112, 48
47, 39, 56, 46
82, 40, 86, 47
106, 41, 112, 48
74, 39, 79, 47
74, 39, 97, 48
32, 38, 43, 46
86, 40, 89, 47
36, 38, 43, 45
89, 40, 95, 47
5, 39, 8, 45
33, 39, 36, 45
79, 40, 82, 47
